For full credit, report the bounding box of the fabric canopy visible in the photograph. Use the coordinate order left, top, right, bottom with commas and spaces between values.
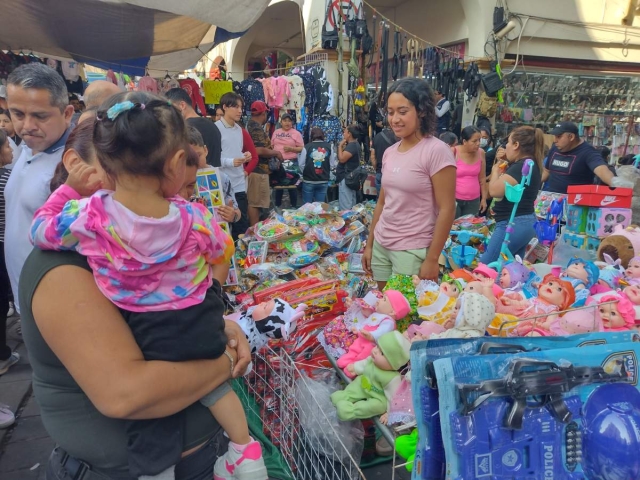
1, 0, 271, 76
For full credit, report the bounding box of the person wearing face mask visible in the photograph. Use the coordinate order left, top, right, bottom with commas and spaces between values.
454, 126, 487, 218
481, 126, 543, 264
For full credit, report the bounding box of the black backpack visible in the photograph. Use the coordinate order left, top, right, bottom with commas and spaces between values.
321, 2, 339, 50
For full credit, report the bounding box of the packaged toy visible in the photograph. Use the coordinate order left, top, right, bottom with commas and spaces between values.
435, 342, 640, 479
409, 333, 639, 480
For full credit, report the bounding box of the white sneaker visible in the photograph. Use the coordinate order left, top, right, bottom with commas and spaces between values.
0, 404, 15, 429
6, 302, 14, 317
0, 352, 20, 375
213, 440, 268, 480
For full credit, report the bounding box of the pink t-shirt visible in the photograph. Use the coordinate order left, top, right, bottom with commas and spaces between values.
272, 128, 304, 160
455, 148, 482, 200
374, 136, 456, 251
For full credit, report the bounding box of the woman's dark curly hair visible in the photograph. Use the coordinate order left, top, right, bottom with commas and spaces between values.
387, 78, 437, 136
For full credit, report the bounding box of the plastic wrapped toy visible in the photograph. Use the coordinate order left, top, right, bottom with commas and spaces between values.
414, 275, 464, 325
225, 298, 307, 353
336, 290, 411, 378
430, 293, 495, 339
330, 331, 411, 421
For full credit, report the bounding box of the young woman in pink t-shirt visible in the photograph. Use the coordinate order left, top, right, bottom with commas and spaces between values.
362, 78, 457, 288
454, 126, 487, 218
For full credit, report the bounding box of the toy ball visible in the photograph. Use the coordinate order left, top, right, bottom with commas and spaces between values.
582, 383, 640, 480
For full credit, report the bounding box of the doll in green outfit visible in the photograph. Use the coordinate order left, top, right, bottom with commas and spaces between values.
330, 331, 411, 421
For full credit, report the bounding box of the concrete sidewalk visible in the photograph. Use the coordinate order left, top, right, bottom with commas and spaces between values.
0, 316, 51, 480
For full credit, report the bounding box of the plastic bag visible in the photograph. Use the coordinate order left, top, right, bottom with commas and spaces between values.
552, 240, 596, 267
295, 376, 364, 465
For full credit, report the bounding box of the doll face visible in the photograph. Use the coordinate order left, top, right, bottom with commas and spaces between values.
376, 294, 395, 317
599, 303, 627, 330
566, 262, 589, 282
440, 282, 460, 298
625, 285, 640, 305
252, 300, 275, 321
626, 260, 640, 279
539, 280, 567, 307
499, 269, 511, 288
371, 346, 393, 370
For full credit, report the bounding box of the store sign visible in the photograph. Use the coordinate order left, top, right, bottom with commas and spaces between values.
202, 80, 233, 104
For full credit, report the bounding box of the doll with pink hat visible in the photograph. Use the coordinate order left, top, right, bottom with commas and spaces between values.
336, 290, 410, 378
597, 293, 636, 331
473, 263, 504, 297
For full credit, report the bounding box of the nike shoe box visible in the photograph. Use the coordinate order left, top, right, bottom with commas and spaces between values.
586, 207, 632, 238
567, 185, 633, 208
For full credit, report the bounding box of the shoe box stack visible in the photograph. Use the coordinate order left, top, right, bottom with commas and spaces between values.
563, 185, 633, 252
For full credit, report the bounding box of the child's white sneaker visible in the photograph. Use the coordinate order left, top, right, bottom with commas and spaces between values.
213, 439, 267, 480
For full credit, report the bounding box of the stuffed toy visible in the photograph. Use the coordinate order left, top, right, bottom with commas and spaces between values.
501, 274, 576, 336
430, 293, 495, 339
413, 275, 465, 325
598, 225, 640, 268
225, 298, 307, 353
331, 331, 411, 421
624, 256, 640, 286
560, 257, 599, 307
319, 291, 383, 358
336, 290, 410, 378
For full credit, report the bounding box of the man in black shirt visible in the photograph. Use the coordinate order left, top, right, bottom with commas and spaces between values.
166, 88, 222, 167
543, 122, 614, 193
370, 127, 398, 196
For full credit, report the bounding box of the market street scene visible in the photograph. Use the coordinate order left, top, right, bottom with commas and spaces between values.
2, 0, 640, 479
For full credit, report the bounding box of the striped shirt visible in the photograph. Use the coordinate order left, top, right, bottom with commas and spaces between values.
0, 168, 11, 241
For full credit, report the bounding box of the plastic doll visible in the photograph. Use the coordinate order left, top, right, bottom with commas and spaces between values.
413, 275, 465, 325
403, 321, 446, 342
464, 279, 498, 306
336, 290, 410, 378
472, 263, 503, 297
331, 331, 411, 421
597, 293, 636, 331
560, 257, 599, 307
499, 258, 532, 293
623, 284, 640, 324
547, 298, 604, 336
625, 256, 640, 286
319, 291, 383, 358
500, 274, 576, 336
430, 293, 495, 339
225, 299, 307, 353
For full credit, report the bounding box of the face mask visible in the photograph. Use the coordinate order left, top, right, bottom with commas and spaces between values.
480, 138, 488, 148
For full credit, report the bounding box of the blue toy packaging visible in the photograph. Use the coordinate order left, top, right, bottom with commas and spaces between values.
410, 333, 640, 480
435, 342, 640, 480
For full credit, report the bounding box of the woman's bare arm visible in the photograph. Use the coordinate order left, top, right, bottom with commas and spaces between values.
32, 264, 248, 420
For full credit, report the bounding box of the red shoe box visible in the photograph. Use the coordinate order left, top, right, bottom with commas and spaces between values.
567, 185, 632, 208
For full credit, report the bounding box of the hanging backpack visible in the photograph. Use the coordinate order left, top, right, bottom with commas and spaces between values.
477, 91, 498, 118
463, 62, 481, 100
322, 1, 339, 50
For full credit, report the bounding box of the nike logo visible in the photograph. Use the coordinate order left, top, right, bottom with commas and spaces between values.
601, 195, 618, 206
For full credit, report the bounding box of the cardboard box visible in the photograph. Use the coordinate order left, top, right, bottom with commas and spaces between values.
562, 232, 588, 249
567, 185, 633, 209
565, 204, 588, 234
585, 207, 632, 238
585, 236, 601, 253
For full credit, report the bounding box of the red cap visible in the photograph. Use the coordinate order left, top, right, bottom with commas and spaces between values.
251, 101, 268, 114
